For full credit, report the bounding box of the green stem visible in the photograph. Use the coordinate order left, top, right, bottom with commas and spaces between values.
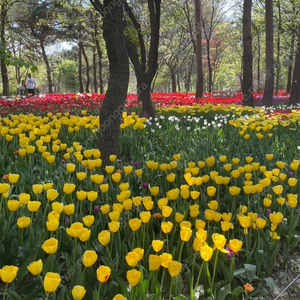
211, 250, 219, 294
168, 277, 173, 300
45, 292, 49, 300
132, 232, 135, 249
130, 286, 135, 300
194, 261, 205, 292
160, 268, 166, 290
73, 237, 77, 265
97, 282, 102, 298
178, 240, 184, 262
2, 283, 8, 300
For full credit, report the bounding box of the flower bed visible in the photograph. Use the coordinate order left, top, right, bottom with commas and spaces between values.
0, 93, 299, 299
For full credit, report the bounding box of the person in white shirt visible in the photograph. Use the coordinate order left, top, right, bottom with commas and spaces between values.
17, 80, 26, 96
27, 74, 36, 96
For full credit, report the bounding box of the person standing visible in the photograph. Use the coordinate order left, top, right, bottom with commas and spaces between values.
17, 80, 26, 96
27, 74, 36, 96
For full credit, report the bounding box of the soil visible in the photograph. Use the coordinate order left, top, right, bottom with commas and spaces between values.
266, 252, 300, 300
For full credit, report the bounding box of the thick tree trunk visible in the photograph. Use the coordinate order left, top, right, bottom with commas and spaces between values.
78, 41, 84, 93
40, 40, 53, 94
137, 76, 155, 117
92, 0, 129, 168
124, 0, 160, 117
262, 0, 274, 107
194, 0, 204, 99
242, 0, 254, 107
289, 26, 300, 105
82, 45, 90, 93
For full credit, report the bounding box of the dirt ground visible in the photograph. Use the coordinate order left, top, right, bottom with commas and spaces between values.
266, 253, 300, 300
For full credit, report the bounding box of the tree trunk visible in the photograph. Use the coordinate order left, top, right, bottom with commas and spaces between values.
286, 35, 295, 93
289, 26, 300, 105
95, 23, 104, 94
124, 0, 160, 117
262, 0, 274, 107
40, 40, 53, 94
171, 66, 176, 92
0, 1, 9, 96
275, 0, 281, 95
92, 45, 97, 93
78, 41, 84, 93
242, 0, 254, 106
137, 76, 155, 117
194, 0, 204, 99
91, 0, 129, 168
82, 45, 90, 93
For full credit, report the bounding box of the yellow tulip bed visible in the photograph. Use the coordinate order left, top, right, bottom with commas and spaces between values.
0, 102, 300, 299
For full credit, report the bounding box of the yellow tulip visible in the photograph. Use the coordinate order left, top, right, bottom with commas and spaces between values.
19, 193, 30, 205
87, 191, 98, 202
17, 216, 31, 228
208, 200, 218, 211
82, 215, 95, 227
63, 183, 76, 195
200, 244, 214, 261
189, 204, 200, 218
190, 190, 200, 200
152, 240, 164, 252
125, 251, 140, 267
43, 272, 61, 292
149, 254, 161, 271
7, 200, 20, 212
97, 265, 111, 283
140, 211, 151, 223
0, 265, 18, 283
112, 294, 127, 300
42, 238, 58, 254
76, 190, 87, 201
195, 219, 206, 230
175, 212, 184, 223
66, 163, 76, 173
207, 186, 216, 197
98, 230, 111, 246
168, 261, 182, 277
228, 239, 243, 254
100, 204, 110, 214
129, 218, 142, 231
161, 221, 173, 234
82, 250, 98, 267
8, 173, 19, 184
27, 259, 43, 276
64, 203, 75, 215
52, 202, 64, 213
112, 172, 122, 183
78, 228, 90, 242
160, 252, 172, 268
108, 221, 120, 233
149, 186, 159, 196
162, 206, 173, 218
66, 222, 84, 238
71, 285, 86, 300
100, 183, 109, 193
32, 184, 43, 194
180, 227, 192, 242
212, 233, 228, 253
46, 219, 59, 232
47, 189, 59, 202
126, 269, 141, 287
